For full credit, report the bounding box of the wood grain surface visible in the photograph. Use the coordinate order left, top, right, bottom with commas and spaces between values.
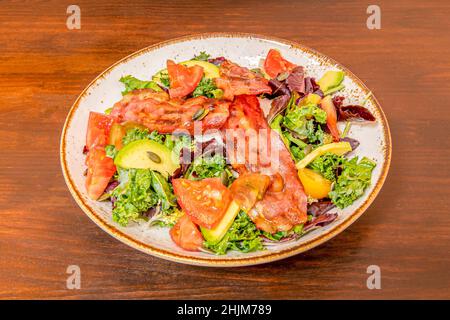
0, 0, 449, 299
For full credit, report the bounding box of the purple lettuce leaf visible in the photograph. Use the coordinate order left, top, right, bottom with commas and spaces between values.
286, 66, 305, 94
268, 94, 290, 123
304, 77, 320, 95
268, 78, 290, 98
307, 200, 335, 217
304, 212, 338, 232
208, 56, 226, 66
333, 96, 375, 121
338, 105, 376, 121
104, 180, 119, 193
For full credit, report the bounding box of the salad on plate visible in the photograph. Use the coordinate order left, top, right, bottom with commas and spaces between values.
83, 49, 377, 254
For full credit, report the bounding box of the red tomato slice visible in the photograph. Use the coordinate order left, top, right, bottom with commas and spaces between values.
85, 146, 116, 200
170, 215, 204, 251
230, 173, 271, 212
167, 60, 204, 98
172, 178, 232, 229
86, 112, 115, 150
108, 123, 126, 150
263, 49, 297, 79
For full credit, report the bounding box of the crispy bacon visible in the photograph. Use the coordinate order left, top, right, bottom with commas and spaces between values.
224, 95, 307, 233
215, 60, 272, 101
110, 89, 230, 134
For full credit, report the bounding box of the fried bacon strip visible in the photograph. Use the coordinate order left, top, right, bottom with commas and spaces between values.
215, 60, 272, 101
224, 95, 307, 233
110, 89, 229, 134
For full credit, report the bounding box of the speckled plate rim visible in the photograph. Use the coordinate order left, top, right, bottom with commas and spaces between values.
60, 32, 392, 267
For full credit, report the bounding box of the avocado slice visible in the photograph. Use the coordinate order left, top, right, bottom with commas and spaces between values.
295, 142, 352, 169
114, 139, 179, 177
317, 71, 345, 95
323, 83, 345, 96
201, 201, 240, 244
152, 60, 220, 84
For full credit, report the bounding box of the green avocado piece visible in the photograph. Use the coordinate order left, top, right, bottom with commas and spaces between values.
201, 201, 240, 244
317, 71, 345, 95
323, 83, 345, 96
152, 60, 220, 85
114, 139, 179, 177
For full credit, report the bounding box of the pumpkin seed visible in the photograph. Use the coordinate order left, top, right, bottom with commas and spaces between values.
192, 107, 209, 121
147, 151, 162, 163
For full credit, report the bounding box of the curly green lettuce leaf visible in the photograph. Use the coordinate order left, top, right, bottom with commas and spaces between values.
192, 51, 211, 61
285, 103, 327, 125
204, 211, 264, 255
308, 152, 345, 182
184, 154, 234, 185
150, 207, 183, 228
105, 144, 117, 159
283, 104, 328, 144
121, 128, 192, 159
261, 224, 304, 241
111, 168, 180, 227
111, 169, 158, 226
157, 71, 170, 88
121, 128, 166, 147
329, 157, 377, 209
119, 75, 162, 95
192, 77, 223, 98
185, 154, 224, 178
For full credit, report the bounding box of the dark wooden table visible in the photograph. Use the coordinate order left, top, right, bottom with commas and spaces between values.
1, 0, 449, 299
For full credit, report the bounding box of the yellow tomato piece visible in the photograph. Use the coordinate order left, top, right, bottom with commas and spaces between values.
298, 93, 322, 107
298, 168, 332, 199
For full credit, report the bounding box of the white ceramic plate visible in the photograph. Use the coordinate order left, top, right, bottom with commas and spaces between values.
60, 33, 391, 267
